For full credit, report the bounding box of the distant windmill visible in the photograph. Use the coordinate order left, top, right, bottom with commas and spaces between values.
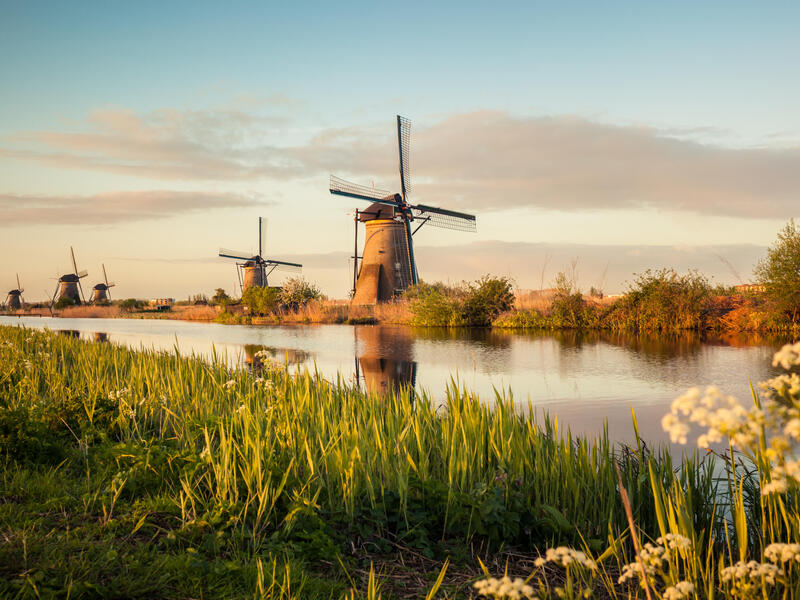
218, 217, 303, 292
5, 274, 24, 310
330, 115, 476, 304
51, 246, 88, 307
90, 264, 116, 303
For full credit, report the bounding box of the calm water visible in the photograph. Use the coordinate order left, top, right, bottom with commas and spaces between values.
1, 315, 793, 447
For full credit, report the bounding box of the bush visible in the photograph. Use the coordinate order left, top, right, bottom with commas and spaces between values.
604, 268, 712, 331
54, 297, 76, 310
754, 219, 800, 324
242, 286, 281, 315
409, 276, 514, 327
549, 272, 586, 328
119, 298, 143, 311
280, 278, 321, 308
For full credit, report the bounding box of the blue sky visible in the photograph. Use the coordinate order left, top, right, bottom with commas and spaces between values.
1, 1, 799, 298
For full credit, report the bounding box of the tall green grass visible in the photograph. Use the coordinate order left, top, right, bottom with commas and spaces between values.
1, 325, 799, 598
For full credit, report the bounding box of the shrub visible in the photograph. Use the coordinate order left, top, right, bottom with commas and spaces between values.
54, 297, 76, 310
409, 276, 514, 327
119, 298, 142, 311
754, 219, 800, 324
280, 278, 321, 308
604, 268, 712, 331
242, 286, 281, 315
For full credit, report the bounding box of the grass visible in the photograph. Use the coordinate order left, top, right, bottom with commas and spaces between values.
2, 325, 799, 598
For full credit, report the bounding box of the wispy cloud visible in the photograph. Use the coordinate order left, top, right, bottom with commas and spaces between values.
0, 190, 268, 225
3, 108, 800, 218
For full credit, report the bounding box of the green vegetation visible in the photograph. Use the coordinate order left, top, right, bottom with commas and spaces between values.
213, 287, 232, 306
408, 276, 514, 326
755, 219, 800, 324
2, 326, 800, 598
280, 277, 322, 308
54, 296, 76, 310
242, 286, 282, 315
119, 298, 145, 311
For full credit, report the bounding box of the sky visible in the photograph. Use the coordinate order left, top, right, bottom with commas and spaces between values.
1, 1, 799, 300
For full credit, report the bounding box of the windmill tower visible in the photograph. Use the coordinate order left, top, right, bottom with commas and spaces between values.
219, 217, 303, 292
90, 264, 116, 303
52, 246, 88, 306
5, 274, 24, 310
330, 115, 477, 304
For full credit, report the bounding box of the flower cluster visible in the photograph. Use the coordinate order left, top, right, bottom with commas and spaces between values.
223, 379, 236, 390
618, 535, 691, 586
764, 543, 800, 565
473, 576, 537, 599
108, 388, 130, 401
533, 547, 597, 570
663, 581, 694, 600
720, 560, 783, 585
661, 386, 761, 448
254, 377, 275, 391
772, 342, 800, 369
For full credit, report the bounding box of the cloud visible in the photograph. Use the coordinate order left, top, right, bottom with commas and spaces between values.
316, 111, 800, 219
3, 108, 800, 218
0, 190, 268, 225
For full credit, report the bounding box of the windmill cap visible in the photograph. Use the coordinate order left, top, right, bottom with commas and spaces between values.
59, 273, 80, 282
93, 283, 108, 290
359, 202, 397, 222
7, 289, 22, 295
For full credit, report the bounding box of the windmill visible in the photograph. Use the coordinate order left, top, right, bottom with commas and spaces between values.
218, 217, 303, 292
90, 264, 116, 303
330, 115, 476, 304
51, 246, 88, 307
5, 274, 24, 310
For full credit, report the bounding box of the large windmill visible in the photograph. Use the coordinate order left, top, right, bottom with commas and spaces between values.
330, 115, 476, 304
90, 264, 116, 303
52, 246, 88, 306
5, 274, 24, 311
218, 217, 303, 292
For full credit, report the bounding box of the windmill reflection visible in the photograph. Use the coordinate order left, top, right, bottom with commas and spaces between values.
94, 332, 109, 343
243, 344, 312, 370
354, 326, 417, 396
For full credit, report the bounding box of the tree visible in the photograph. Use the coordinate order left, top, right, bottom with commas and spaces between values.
755, 219, 800, 323
212, 288, 231, 306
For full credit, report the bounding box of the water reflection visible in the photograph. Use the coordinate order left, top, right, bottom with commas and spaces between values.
355, 326, 417, 396
242, 344, 312, 369
94, 332, 109, 343
57, 329, 80, 337
4, 315, 793, 447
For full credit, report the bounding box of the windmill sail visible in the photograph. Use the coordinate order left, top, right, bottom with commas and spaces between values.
413, 205, 476, 232
397, 115, 411, 197
330, 176, 398, 205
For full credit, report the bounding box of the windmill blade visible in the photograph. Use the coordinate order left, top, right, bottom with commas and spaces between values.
107, 281, 116, 288
265, 259, 303, 273
259, 217, 268, 257
16, 274, 21, 290
76, 270, 88, 279
219, 248, 254, 261
330, 176, 400, 207
103, 264, 109, 287
411, 204, 477, 233
70, 246, 79, 275
397, 115, 411, 198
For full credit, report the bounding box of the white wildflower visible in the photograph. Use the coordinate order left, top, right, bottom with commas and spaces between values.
224, 379, 236, 390
772, 342, 800, 370
663, 581, 695, 600
764, 543, 800, 564
536, 547, 597, 570
720, 560, 783, 585
473, 576, 537, 599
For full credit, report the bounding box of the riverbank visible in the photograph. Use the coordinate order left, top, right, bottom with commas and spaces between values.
2, 325, 799, 598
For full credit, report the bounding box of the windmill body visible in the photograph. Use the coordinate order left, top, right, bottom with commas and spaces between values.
5, 275, 24, 310
219, 217, 302, 293
90, 264, 115, 303
330, 116, 476, 304
53, 247, 88, 306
